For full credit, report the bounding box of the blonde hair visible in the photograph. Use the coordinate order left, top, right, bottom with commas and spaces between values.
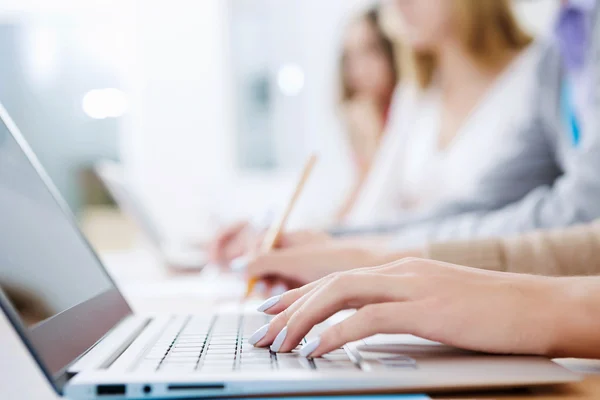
403, 0, 532, 89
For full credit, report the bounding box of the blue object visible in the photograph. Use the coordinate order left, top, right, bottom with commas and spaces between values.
561, 78, 582, 147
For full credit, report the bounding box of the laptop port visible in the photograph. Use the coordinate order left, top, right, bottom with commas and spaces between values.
167, 384, 225, 391
97, 385, 126, 396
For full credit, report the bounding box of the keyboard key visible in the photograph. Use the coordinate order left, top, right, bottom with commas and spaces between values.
168, 349, 201, 356
179, 333, 209, 337
206, 348, 234, 354
167, 353, 201, 359
164, 358, 199, 364
175, 338, 207, 344
239, 352, 271, 359
376, 356, 418, 369
202, 362, 235, 368
208, 344, 237, 350
322, 354, 351, 361
275, 352, 301, 359
208, 339, 237, 345
239, 364, 273, 371
276, 357, 313, 370
204, 361, 236, 368
170, 348, 203, 353
173, 344, 204, 349
204, 355, 235, 362
160, 363, 197, 372
239, 357, 272, 364
313, 359, 358, 370
241, 345, 267, 352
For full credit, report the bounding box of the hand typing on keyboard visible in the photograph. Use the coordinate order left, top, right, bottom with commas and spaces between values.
248, 259, 569, 359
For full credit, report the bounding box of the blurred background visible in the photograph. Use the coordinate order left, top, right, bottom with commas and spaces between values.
0, 0, 559, 249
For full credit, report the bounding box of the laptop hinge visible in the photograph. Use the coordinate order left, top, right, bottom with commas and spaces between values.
67, 315, 152, 374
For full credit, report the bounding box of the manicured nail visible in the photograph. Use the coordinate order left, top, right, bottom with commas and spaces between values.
248, 324, 270, 346
270, 284, 288, 297
270, 326, 288, 352
230, 256, 248, 273
257, 295, 282, 312
300, 337, 321, 358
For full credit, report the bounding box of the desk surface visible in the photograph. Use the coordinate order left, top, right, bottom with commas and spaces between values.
436, 374, 600, 399
0, 208, 599, 400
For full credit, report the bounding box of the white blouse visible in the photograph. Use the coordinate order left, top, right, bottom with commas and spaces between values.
346, 45, 541, 226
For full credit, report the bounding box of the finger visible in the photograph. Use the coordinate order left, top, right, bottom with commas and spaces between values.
209, 221, 247, 263
260, 264, 399, 317
249, 264, 415, 349
276, 230, 327, 248
246, 247, 324, 283
257, 275, 332, 315
216, 221, 247, 248
249, 275, 337, 347
274, 273, 420, 353
300, 302, 424, 358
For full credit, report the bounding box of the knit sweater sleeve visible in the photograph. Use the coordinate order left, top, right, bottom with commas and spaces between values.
425, 221, 600, 276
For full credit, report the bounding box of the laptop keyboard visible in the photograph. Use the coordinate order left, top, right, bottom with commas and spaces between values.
134, 314, 359, 373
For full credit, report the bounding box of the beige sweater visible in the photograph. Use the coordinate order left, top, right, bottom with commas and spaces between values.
425, 221, 600, 276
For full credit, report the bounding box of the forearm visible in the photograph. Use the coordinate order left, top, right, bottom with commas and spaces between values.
549, 277, 600, 359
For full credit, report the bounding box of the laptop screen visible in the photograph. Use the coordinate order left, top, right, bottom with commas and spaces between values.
0, 109, 131, 387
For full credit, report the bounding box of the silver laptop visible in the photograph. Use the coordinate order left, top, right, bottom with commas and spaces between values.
0, 105, 579, 399
94, 160, 208, 271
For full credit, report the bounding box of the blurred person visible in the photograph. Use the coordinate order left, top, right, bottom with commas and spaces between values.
242, 0, 600, 287
208, 5, 399, 265
249, 258, 600, 360
334, 6, 399, 222
343, 0, 536, 224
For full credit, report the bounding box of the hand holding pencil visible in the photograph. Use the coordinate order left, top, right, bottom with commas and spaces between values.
245, 154, 318, 297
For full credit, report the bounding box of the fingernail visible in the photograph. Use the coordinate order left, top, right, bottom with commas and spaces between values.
257, 295, 282, 312
300, 337, 321, 358
248, 324, 270, 346
270, 326, 288, 352
270, 284, 288, 297
230, 256, 249, 273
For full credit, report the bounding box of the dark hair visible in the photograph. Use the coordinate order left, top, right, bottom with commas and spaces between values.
340, 6, 398, 104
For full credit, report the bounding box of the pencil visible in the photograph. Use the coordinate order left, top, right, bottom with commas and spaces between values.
245, 154, 318, 298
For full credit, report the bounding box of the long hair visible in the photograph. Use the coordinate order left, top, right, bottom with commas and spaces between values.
339, 6, 399, 104
403, 0, 532, 89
